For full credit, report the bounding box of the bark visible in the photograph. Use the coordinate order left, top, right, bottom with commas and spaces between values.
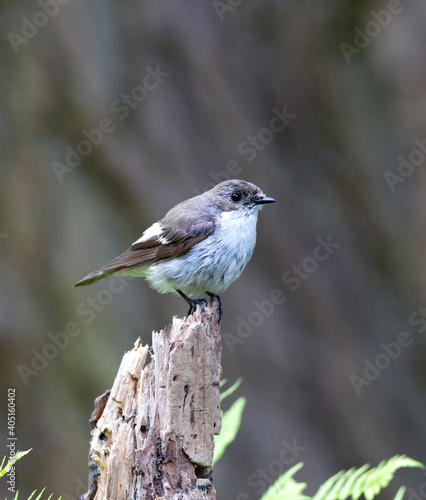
78, 303, 222, 500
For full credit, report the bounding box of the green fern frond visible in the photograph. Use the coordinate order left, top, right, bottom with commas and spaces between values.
33, 489, 50, 500
7, 489, 60, 500
338, 464, 371, 499
2, 450, 61, 500
259, 456, 422, 500
220, 377, 243, 402
213, 378, 246, 466
260, 462, 310, 500
394, 486, 407, 500
213, 396, 246, 466
313, 455, 423, 500
0, 449, 32, 478
318, 465, 369, 500
28, 488, 46, 500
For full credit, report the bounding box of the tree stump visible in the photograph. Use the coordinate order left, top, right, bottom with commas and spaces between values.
79, 303, 222, 500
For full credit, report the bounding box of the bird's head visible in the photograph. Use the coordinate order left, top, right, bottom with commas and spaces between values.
211, 179, 276, 212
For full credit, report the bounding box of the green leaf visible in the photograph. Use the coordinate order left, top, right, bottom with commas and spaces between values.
34, 489, 47, 500
213, 396, 246, 466
4, 490, 61, 500
0, 449, 32, 477
220, 377, 243, 402
260, 462, 310, 500
393, 486, 407, 500
259, 455, 422, 500
1, 449, 62, 500
313, 455, 423, 500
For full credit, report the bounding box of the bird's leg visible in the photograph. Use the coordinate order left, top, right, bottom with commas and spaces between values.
177, 289, 207, 316
206, 292, 222, 322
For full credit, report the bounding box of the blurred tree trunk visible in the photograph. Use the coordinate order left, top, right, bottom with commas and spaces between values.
79, 304, 222, 500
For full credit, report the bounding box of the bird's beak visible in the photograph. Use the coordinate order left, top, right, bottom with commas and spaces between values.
253, 196, 277, 205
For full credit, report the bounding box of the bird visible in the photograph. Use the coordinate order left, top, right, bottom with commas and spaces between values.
74, 179, 276, 320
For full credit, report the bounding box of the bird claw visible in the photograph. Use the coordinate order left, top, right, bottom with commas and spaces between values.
177, 289, 222, 322
187, 298, 208, 316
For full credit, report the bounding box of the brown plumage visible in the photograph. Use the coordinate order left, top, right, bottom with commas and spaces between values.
74, 220, 215, 286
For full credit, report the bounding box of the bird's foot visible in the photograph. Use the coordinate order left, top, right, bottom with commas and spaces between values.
177, 290, 208, 316
206, 292, 222, 322
187, 297, 208, 316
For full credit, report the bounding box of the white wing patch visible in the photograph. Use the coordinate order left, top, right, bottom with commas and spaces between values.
133, 222, 169, 245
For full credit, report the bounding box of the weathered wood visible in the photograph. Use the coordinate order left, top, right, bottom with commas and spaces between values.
79, 303, 222, 500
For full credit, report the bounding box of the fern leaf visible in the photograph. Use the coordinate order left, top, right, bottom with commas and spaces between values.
9, 490, 60, 500
314, 469, 346, 500
313, 455, 423, 500
335, 465, 370, 500
0, 449, 32, 477
393, 486, 407, 500
360, 456, 423, 500
220, 377, 243, 402
260, 462, 310, 500
33, 489, 46, 500
332, 469, 362, 500
213, 396, 246, 466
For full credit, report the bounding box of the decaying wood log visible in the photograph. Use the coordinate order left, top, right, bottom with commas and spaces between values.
78, 302, 222, 500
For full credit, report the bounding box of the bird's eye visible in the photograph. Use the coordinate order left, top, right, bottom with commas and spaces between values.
231, 192, 242, 202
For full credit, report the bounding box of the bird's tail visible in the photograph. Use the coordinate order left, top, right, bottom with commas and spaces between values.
74, 269, 115, 287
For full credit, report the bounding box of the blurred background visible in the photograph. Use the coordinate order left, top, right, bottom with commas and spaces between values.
1, 0, 426, 498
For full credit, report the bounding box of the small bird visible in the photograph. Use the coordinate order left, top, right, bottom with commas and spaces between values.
75, 179, 276, 319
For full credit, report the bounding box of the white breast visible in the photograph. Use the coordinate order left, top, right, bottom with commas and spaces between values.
144, 208, 260, 296
211, 209, 259, 285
